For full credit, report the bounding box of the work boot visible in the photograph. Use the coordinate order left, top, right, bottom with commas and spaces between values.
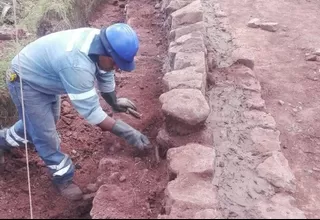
55, 181, 83, 201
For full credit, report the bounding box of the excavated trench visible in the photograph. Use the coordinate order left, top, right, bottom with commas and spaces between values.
0, 0, 169, 219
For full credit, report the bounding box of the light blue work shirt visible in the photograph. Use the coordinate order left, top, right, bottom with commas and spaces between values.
10, 28, 115, 125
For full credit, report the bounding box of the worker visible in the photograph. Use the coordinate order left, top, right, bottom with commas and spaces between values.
0, 23, 151, 201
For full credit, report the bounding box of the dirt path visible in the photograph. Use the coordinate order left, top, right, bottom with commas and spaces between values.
0, 0, 167, 218
210, 0, 320, 218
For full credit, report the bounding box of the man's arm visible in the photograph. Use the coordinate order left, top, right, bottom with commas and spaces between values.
59, 67, 150, 150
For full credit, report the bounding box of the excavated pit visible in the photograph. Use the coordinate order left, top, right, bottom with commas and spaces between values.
0, 0, 169, 219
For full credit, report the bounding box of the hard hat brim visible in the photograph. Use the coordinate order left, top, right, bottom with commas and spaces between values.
100, 28, 136, 72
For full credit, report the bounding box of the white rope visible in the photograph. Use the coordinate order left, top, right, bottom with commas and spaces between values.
12, 0, 34, 219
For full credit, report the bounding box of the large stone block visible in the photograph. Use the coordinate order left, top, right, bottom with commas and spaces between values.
164, 0, 196, 14
90, 184, 134, 219
162, 67, 206, 94
167, 143, 215, 176
170, 0, 203, 29
226, 65, 261, 92
256, 151, 296, 193
173, 51, 206, 73
159, 89, 210, 135
169, 21, 206, 42
250, 127, 281, 153
169, 31, 206, 62
164, 173, 216, 215
250, 193, 306, 219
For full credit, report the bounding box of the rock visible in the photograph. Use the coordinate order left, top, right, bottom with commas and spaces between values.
87, 183, 99, 193
98, 158, 120, 173
71, 149, 77, 155
245, 93, 266, 110
170, 0, 203, 29
256, 151, 296, 193
162, 67, 205, 94
173, 51, 206, 72
164, 173, 216, 215
232, 48, 255, 70
259, 22, 279, 32
91, 184, 133, 219
250, 127, 281, 153
306, 54, 317, 61
169, 32, 206, 59
247, 18, 261, 28
250, 193, 306, 219
193, 209, 221, 219
119, 3, 125, 8
112, 0, 118, 5
167, 143, 215, 175
278, 100, 285, 105
226, 65, 261, 92
83, 193, 96, 201
119, 175, 126, 182
159, 89, 210, 135
292, 108, 298, 112
169, 21, 205, 42
165, 0, 195, 14
313, 49, 320, 56
243, 110, 276, 129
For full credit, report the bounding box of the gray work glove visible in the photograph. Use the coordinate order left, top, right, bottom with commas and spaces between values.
111, 120, 151, 150
116, 98, 137, 112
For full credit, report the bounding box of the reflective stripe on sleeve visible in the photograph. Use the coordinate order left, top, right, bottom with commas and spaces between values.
68, 88, 97, 101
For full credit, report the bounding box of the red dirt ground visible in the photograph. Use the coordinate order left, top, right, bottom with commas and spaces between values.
0, 0, 168, 218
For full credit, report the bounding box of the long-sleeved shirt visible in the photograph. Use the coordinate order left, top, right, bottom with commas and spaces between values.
11, 28, 115, 125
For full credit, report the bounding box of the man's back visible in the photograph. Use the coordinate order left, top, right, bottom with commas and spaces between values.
11, 28, 98, 95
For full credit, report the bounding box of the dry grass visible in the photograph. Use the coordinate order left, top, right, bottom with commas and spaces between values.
0, 0, 101, 127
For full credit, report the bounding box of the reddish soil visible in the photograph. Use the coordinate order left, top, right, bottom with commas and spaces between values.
0, 0, 168, 218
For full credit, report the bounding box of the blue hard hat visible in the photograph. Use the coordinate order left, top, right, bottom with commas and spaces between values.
100, 23, 139, 72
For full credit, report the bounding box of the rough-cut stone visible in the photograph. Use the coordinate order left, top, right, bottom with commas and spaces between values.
91, 184, 134, 219
313, 49, 320, 56
165, 0, 195, 14
170, 0, 203, 29
193, 209, 221, 219
226, 65, 261, 92
260, 22, 279, 32
245, 92, 266, 110
256, 151, 296, 192
169, 31, 206, 58
167, 143, 215, 175
247, 18, 261, 28
243, 110, 276, 129
232, 48, 255, 70
173, 51, 206, 72
86, 183, 99, 193
159, 89, 210, 134
162, 67, 205, 94
250, 127, 281, 153
250, 193, 306, 219
169, 21, 205, 41
165, 173, 216, 214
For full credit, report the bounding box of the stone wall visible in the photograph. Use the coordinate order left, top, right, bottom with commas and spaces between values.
157, 0, 306, 219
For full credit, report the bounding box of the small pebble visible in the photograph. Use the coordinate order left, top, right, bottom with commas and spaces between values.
119, 175, 126, 182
